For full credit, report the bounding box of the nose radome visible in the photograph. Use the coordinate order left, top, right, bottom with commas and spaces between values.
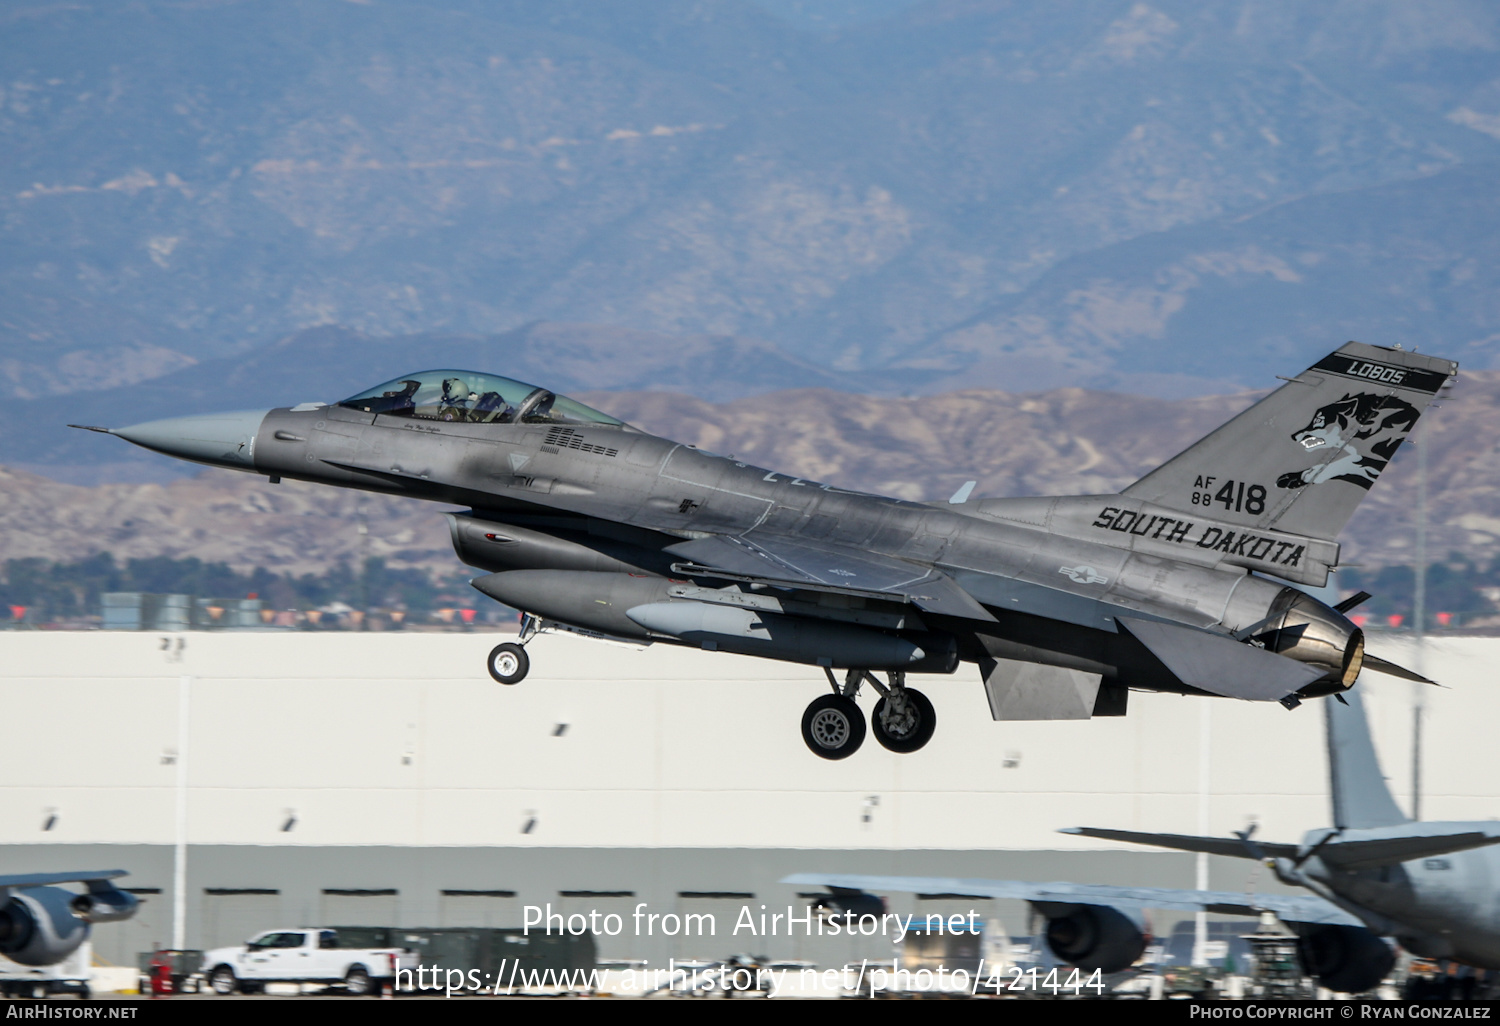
111, 410, 271, 469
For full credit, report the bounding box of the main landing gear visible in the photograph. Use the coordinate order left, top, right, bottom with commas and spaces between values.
802, 694, 865, 760
486, 614, 538, 685
801, 669, 935, 760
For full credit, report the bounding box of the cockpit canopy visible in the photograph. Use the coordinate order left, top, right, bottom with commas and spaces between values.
337, 370, 623, 427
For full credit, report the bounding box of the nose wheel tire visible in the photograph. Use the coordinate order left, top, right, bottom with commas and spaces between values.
801, 694, 865, 759
487, 643, 530, 685
872, 688, 935, 753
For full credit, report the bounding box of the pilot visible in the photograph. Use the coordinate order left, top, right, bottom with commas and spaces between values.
439, 378, 473, 421
440, 378, 470, 406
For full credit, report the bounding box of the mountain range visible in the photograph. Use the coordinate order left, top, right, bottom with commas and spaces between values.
7, 371, 1494, 579
4, 0, 1500, 417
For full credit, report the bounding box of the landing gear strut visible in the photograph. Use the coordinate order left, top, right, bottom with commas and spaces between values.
486, 614, 538, 685
800, 669, 936, 759
801, 669, 866, 759
871, 671, 936, 754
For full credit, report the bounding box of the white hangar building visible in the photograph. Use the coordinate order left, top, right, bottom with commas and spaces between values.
0, 628, 1490, 969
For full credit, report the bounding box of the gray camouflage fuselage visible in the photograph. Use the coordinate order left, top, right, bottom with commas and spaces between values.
87, 342, 1454, 721
247, 401, 1295, 694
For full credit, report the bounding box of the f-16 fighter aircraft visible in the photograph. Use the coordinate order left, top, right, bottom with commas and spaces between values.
76, 341, 1452, 759
787, 685, 1500, 993
0, 870, 138, 967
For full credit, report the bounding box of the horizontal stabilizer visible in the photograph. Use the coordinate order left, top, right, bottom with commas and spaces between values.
1318, 824, 1500, 870
0, 869, 127, 890
1060, 827, 1297, 861
1118, 617, 1324, 701
1362, 654, 1436, 685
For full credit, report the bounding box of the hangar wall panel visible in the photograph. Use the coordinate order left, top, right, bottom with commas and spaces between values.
0, 630, 1493, 965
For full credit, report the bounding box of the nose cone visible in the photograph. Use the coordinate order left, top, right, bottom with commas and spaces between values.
112, 410, 270, 469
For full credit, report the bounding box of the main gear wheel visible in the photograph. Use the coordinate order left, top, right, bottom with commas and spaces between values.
801, 694, 865, 760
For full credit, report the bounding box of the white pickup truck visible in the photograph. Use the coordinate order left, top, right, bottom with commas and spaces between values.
202, 928, 415, 996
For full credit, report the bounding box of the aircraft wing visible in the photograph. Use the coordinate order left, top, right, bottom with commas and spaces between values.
1117, 617, 1324, 702
1065, 823, 1500, 871
0, 870, 126, 891
779, 873, 1359, 928
665, 533, 996, 622
1061, 827, 1300, 861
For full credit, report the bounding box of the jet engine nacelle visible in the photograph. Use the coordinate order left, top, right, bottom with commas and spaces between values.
69, 885, 139, 924
1041, 904, 1147, 974
0, 888, 92, 967
1294, 924, 1395, 994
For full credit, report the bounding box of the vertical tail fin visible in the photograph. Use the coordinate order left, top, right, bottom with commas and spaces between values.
1123, 342, 1456, 541
1326, 686, 1409, 830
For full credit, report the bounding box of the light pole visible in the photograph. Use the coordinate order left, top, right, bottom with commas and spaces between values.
1192, 700, 1211, 966
1411, 433, 1427, 821
357, 502, 370, 627
172, 674, 191, 951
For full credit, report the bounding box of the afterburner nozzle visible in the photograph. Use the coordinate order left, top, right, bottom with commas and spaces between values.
1261, 589, 1365, 698
1341, 631, 1365, 689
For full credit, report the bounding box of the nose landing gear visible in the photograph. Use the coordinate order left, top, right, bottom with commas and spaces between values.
800, 669, 935, 759
487, 642, 529, 684
486, 614, 538, 685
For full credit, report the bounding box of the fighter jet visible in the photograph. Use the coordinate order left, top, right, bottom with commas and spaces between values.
786, 685, 1500, 993
0, 870, 138, 968
75, 341, 1452, 759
